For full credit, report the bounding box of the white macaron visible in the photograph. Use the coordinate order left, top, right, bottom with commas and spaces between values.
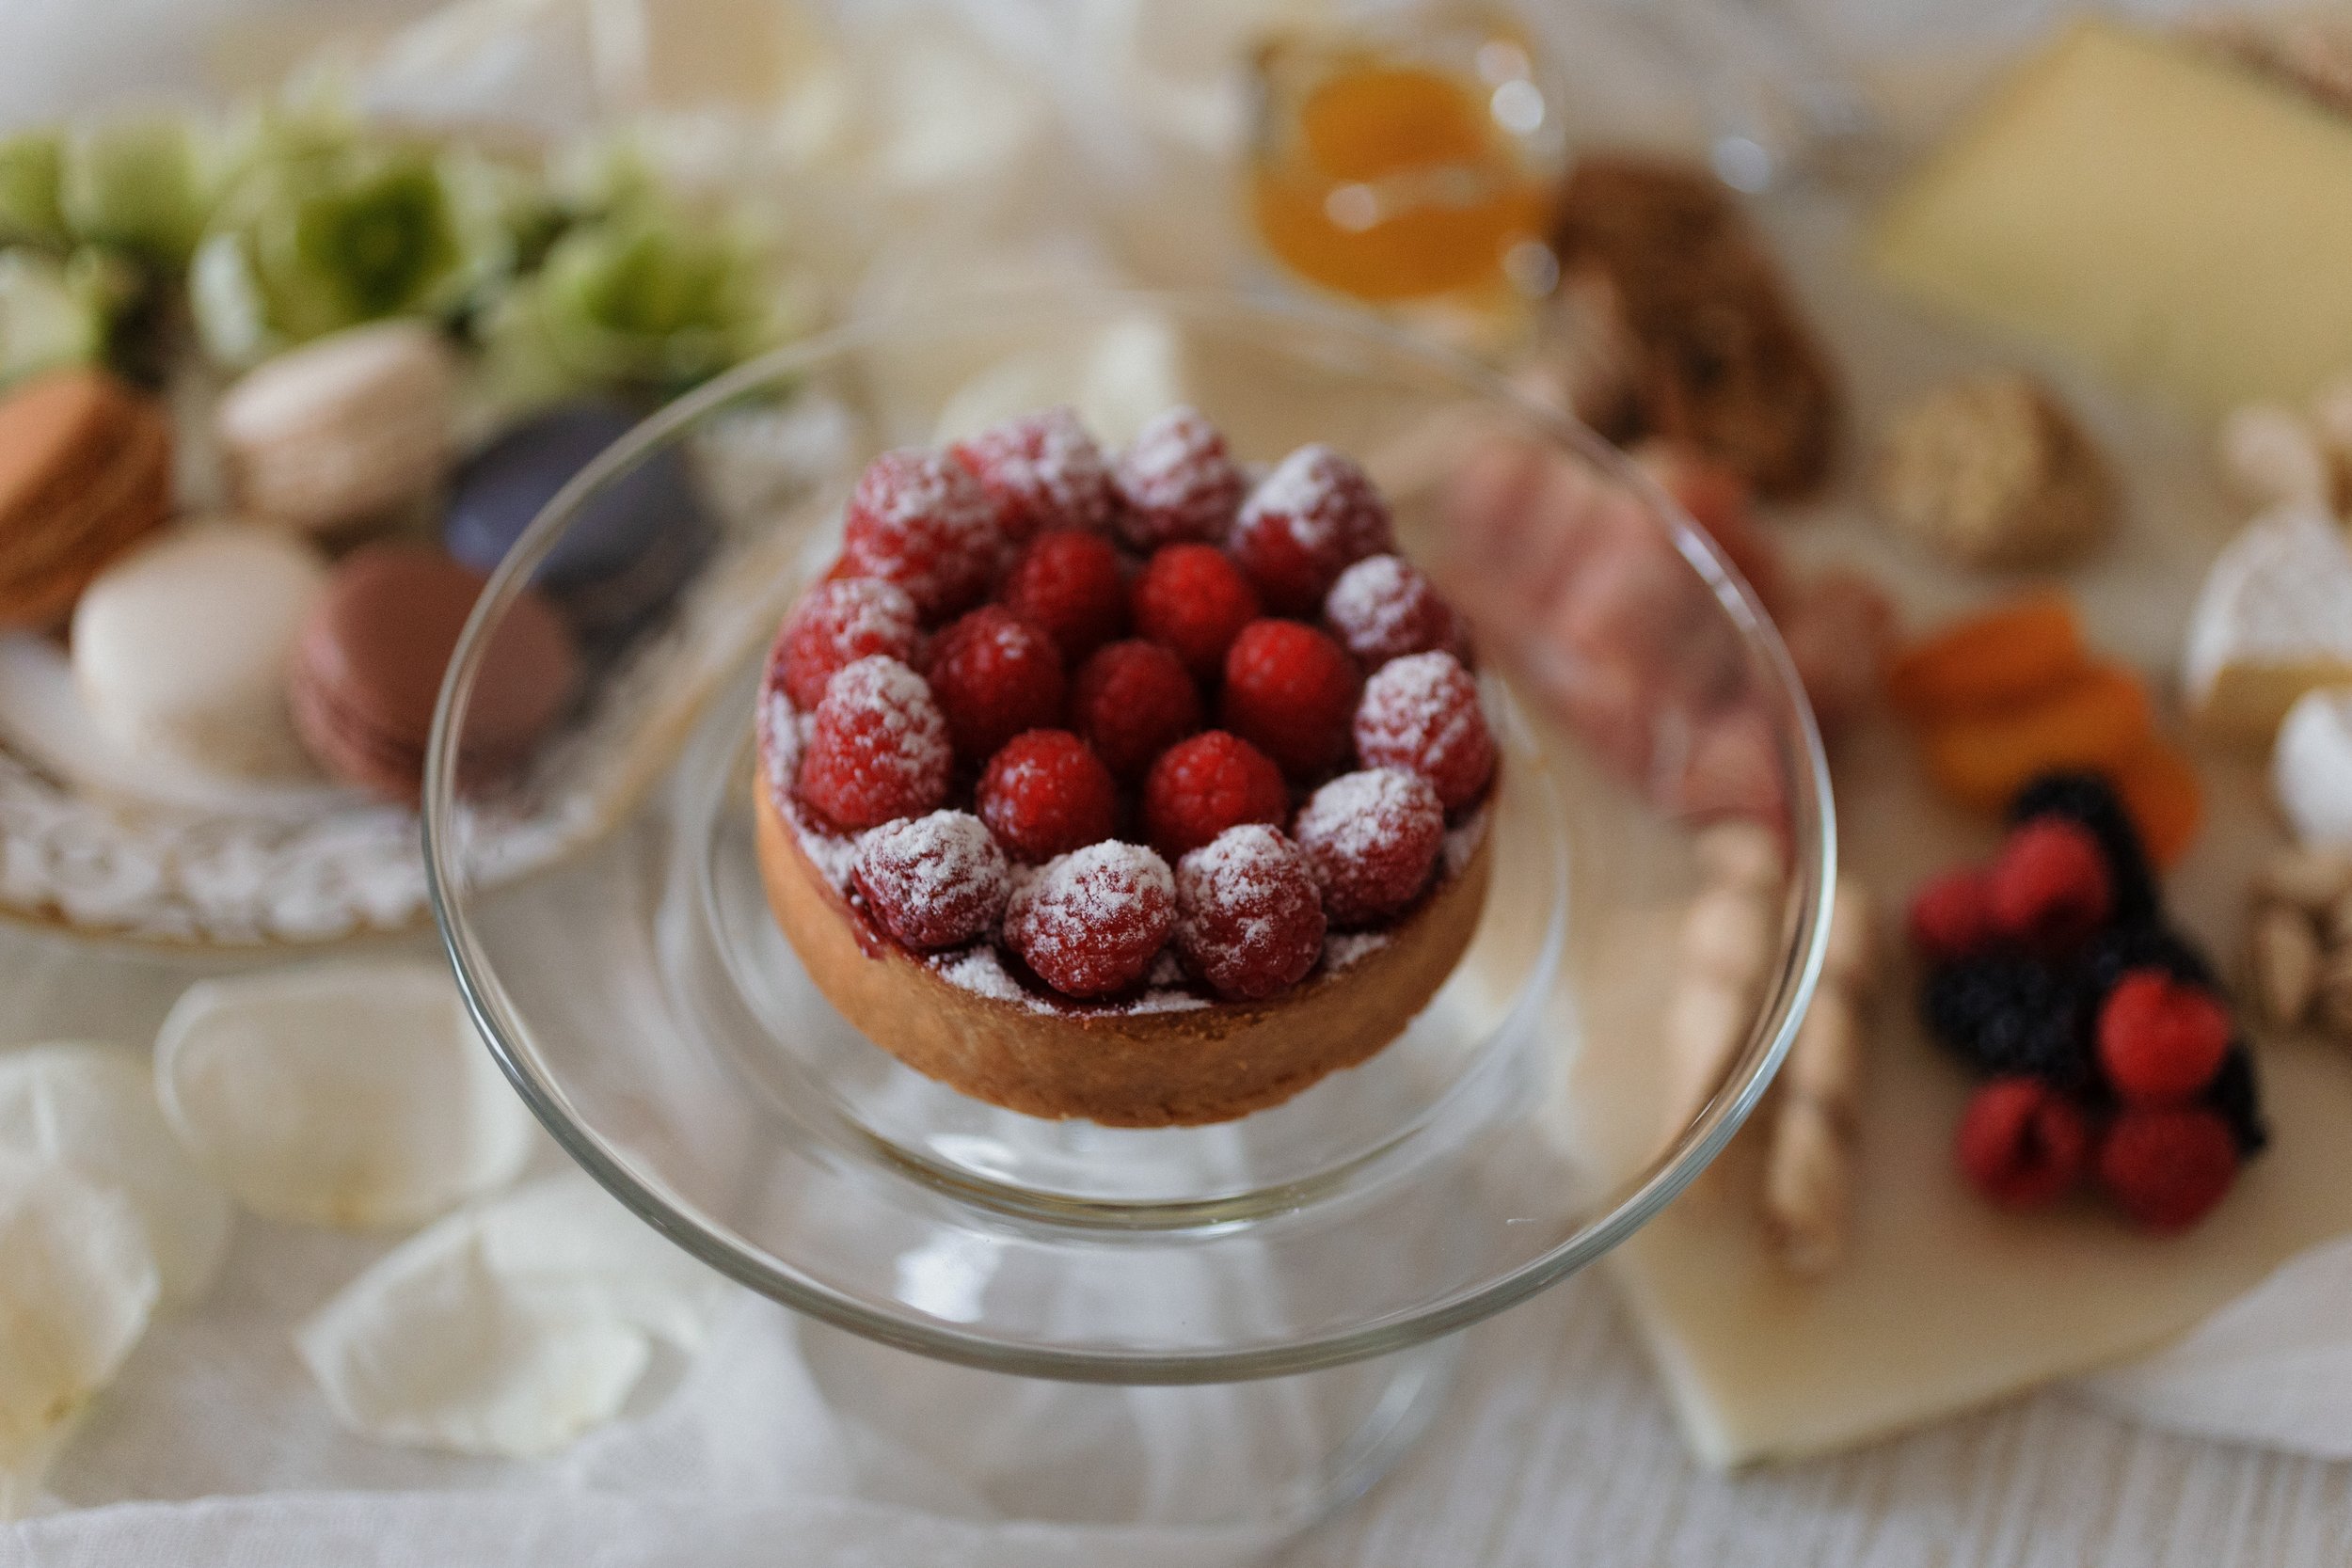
216, 319, 459, 535
72, 521, 328, 781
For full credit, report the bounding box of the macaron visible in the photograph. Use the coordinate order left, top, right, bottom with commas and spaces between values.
72, 520, 328, 782
289, 544, 579, 803
443, 399, 712, 640
216, 320, 459, 535
0, 367, 170, 627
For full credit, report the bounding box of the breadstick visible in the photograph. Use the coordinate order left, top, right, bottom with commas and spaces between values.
1763, 879, 1875, 1275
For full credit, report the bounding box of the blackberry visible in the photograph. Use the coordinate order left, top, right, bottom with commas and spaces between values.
1921, 954, 2093, 1088
2079, 922, 2219, 995
2204, 1042, 2269, 1159
2008, 771, 2158, 923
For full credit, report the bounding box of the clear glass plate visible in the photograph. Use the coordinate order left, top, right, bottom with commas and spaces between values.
422, 291, 1834, 1383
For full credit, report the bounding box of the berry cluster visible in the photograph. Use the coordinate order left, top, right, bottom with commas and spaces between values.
764, 405, 1497, 1006
1911, 771, 2265, 1233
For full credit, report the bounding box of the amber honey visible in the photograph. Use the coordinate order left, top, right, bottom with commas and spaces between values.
1250, 38, 1556, 305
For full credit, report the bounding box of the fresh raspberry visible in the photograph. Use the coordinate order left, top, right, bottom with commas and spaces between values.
2098, 1104, 2239, 1232
948, 405, 1115, 541
1907, 869, 1994, 964
1229, 444, 1394, 615
1130, 543, 1262, 682
1005, 841, 1176, 997
854, 810, 1009, 950
1174, 825, 1327, 1000
1071, 640, 1201, 780
1352, 650, 1495, 810
1139, 730, 1287, 860
976, 729, 1117, 863
1292, 768, 1445, 926
839, 448, 1001, 621
1112, 405, 1245, 550
1221, 619, 1362, 782
795, 656, 952, 831
771, 578, 921, 711
1985, 818, 2113, 952
1955, 1078, 2090, 1210
923, 605, 1066, 765
2096, 970, 2232, 1103
1324, 554, 1461, 668
998, 529, 1126, 661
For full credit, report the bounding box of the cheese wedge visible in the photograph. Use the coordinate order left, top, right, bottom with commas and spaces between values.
2182, 507, 2352, 747
1873, 23, 2352, 410
2275, 687, 2352, 845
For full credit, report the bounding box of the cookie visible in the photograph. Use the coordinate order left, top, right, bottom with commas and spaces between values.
0, 367, 170, 627
288, 544, 579, 803
72, 521, 328, 782
1549, 156, 1842, 499
216, 320, 460, 535
443, 399, 712, 640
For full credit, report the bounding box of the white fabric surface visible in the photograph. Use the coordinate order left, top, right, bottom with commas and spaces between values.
4, 0, 2352, 1561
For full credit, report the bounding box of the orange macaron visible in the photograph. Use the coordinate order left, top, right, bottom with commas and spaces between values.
0, 368, 172, 628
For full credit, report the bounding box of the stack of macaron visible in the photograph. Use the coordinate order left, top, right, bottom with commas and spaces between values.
0, 367, 171, 628
1, 315, 709, 806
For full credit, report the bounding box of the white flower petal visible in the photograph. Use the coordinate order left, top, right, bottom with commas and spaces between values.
155, 960, 536, 1229
0, 1042, 232, 1306
0, 1149, 158, 1516
296, 1174, 732, 1459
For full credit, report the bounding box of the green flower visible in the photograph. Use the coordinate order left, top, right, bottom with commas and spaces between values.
0, 246, 138, 389
0, 133, 65, 245
191, 135, 519, 365
57, 118, 217, 263
480, 203, 779, 404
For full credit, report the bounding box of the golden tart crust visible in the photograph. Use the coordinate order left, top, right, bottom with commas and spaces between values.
755, 782, 1493, 1128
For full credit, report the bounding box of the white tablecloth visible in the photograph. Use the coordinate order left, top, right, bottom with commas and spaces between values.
5, 0, 2352, 1562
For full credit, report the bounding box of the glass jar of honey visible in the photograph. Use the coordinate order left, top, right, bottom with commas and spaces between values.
1247, 11, 1565, 330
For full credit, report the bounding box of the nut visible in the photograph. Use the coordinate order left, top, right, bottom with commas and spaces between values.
1693, 819, 1784, 894
2330, 888, 2352, 948
2249, 903, 2323, 1027
1680, 885, 1773, 986
2322, 947, 2352, 1038
1820, 878, 1876, 988
1784, 990, 1862, 1113
2219, 403, 2333, 513
2255, 847, 2352, 911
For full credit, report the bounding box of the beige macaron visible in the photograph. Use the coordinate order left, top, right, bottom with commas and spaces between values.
216, 320, 459, 535
72, 520, 329, 781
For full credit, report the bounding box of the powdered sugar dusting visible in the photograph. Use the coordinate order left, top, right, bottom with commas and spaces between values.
954, 405, 1115, 535
842, 450, 1002, 616
1325, 553, 1454, 666
1004, 840, 1177, 997
1294, 768, 1441, 864
1353, 649, 1494, 809
935, 945, 1057, 1013
1443, 803, 1490, 879
1238, 444, 1393, 559
759, 689, 800, 798
818, 656, 951, 775
1173, 824, 1325, 999
801, 828, 861, 889
1114, 405, 1243, 548
855, 810, 1009, 948
1322, 930, 1391, 971
1127, 990, 1211, 1014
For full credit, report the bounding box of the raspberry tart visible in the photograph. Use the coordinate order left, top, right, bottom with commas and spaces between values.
755, 405, 1497, 1126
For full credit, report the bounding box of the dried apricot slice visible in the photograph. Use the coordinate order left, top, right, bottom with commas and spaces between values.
1921, 662, 2153, 813
1887, 594, 2090, 720
2108, 736, 2203, 869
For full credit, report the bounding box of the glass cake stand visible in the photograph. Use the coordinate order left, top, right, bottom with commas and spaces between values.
421, 293, 1834, 1529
